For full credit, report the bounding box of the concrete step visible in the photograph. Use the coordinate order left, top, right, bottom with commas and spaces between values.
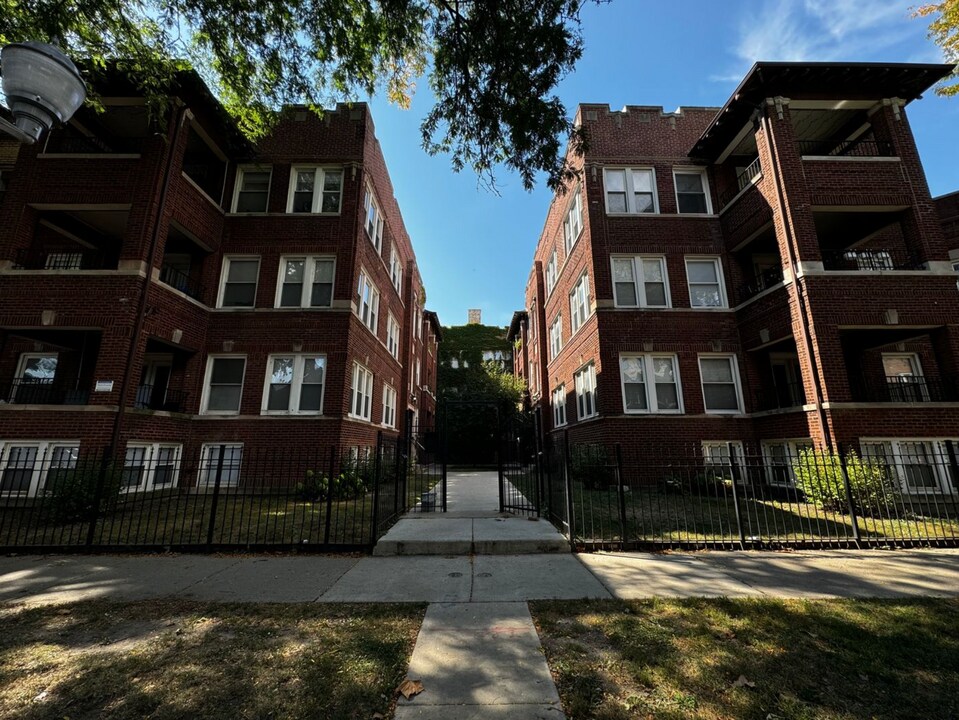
373, 516, 570, 556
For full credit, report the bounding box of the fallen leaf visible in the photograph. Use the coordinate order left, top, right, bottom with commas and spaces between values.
732, 675, 755, 689
396, 678, 424, 700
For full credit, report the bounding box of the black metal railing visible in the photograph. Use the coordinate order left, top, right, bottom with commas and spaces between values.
797, 139, 896, 158
537, 434, 959, 551
754, 381, 807, 411
736, 265, 784, 303
0, 378, 89, 405
43, 133, 144, 155
159, 264, 203, 301
821, 248, 923, 271
12, 248, 116, 271
133, 385, 190, 413
853, 376, 958, 403
718, 157, 763, 209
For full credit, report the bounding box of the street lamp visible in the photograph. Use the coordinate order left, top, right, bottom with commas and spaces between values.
0, 41, 86, 144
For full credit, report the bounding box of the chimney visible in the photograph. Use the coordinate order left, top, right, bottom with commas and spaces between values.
468, 309, 482, 325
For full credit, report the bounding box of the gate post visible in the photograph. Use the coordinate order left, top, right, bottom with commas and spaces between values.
615, 443, 628, 550
205, 444, 226, 550
725, 442, 747, 549
370, 431, 383, 546
563, 429, 575, 548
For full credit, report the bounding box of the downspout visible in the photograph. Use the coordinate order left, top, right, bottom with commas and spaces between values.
760, 111, 835, 450
109, 101, 188, 454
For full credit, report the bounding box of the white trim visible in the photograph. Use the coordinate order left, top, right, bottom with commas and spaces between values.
261, 354, 327, 415
274, 255, 335, 308
698, 353, 744, 415
860, 438, 959, 495
0, 440, 80, 497
387, 313, 401, 359
761, 439, 814, 487
200, 355, 247, 415
382, 383, 397, 428
684, 256, 728, 309
349, 362, 374, 421
673, 167, 713, 215
549, 314, 563, 360
286, 166, 344, 214
197, 443, 243, 487
563, 186, 585, 255
618, 353, 684, 414
363, 183, 385, 252
231, 164, 272, 213
569, 272, 591, 334
552, 385, 567, 427
574, 362, 598, 421
610, 255, 671, 308
602, 167, 659, 215
216, 255, 260, 309
120, 443, 182, 493
356, 269, 380, 336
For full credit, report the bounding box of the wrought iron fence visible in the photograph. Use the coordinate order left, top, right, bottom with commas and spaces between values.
13, 248, 116, 271
536, 433, 959, 550
0, 378, 89, 405
852, 376, 958, 403
821, 247, 923, 271
133, 384, 189, 412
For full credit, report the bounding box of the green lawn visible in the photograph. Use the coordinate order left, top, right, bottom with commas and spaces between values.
0, 600, 425, 720
532, 597, 959, 720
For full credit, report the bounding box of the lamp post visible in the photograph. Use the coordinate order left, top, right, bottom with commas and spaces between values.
0, 41, 86, 144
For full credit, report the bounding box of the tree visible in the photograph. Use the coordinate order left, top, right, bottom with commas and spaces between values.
916, 1, 959, 96
0, 0, 599, 190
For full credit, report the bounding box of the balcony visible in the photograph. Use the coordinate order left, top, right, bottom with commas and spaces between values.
134, 384, 189, 413
797, 139, 896, 158
854, 376, 958, 404
754, 381, 806, 412
159, 264, 203, 301
736, 265, 784, 304
12, 248, 117, 271
0, 378, 89, 405
718, 157, 762, 209
821, 247, 923, 272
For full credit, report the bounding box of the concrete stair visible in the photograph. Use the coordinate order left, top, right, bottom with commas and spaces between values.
373, 515, 570, 556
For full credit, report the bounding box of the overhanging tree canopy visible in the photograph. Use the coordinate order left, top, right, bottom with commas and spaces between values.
0, 0, 599, 190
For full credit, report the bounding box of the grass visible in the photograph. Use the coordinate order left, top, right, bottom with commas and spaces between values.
0, 600, 425, 720
531, 597, 959, 720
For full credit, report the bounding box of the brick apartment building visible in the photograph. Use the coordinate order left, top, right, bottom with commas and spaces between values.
0, 69, 439, 494
515, 61, 959, 492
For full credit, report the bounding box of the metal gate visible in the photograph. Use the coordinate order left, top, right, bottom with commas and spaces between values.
498, 408, 542, 515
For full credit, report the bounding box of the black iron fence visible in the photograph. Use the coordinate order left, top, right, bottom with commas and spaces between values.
133, 385, 189, 412
0, 432, 440, 552
852, 376, 959, 404
159, 264, 204, 301
0, 378, 90, 405
821, 247, 923, 271
13, 248, 117, 271
534, 433, 959, 550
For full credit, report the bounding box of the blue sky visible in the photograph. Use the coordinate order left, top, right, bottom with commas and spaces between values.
366, 0, 959, 330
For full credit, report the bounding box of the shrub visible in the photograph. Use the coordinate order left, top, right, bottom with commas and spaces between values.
294, 470, 331, 502
792, 449, 899, 516
570, 444, 616, 489
46, 462, 122, 524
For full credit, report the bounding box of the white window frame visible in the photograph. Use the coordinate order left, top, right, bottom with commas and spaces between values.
201, 355, 247, 415
673, 167, 713, 215
685, 257, 727, 309
702, 441, 746, 481
286, 166, 343, 214
274, 255, 335, 308
198, 443, 243, 487
619, 354, 684, 414
387, 313, 401, 359
390, 247, 403, 293
603, 167, 659, 215
261, 354, 327, 415
549, 315, 563, 360
881, 353, 929, 402
698, 354, 744, 415
356, 271, 380, 335
552, 386, 567, 427
121, 443, 182, 493
762, 440, 815, 488
363, 184, 385, 252
0, 440, 80, 497
574, 363, 598, 420
563, 187, 584, 255
569, 273, 591, 334
231, 165, 272, 213
861, 439, 959, 495
349, 362, 374, 421
545, 250, 558, 296
217, 255, 260, 309
382, 384, 397, 428
611, 255, 671, 308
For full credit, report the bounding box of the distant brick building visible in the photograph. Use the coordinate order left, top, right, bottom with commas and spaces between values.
0, 70, 439, 493
515, 61, 959, 494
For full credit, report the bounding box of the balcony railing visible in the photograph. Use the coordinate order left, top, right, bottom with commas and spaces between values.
43, 133, 143, 155
855, 376, 958, 403
718, 157, 763, 208
821, 248, 923, 272
134, 385, 189, 413
0, 378, 89, 405
754, 381, 807, 412
159, 264, 203, 301
12, 248, 116, 271
736, 266, 784, 303
797, 139, 896, 158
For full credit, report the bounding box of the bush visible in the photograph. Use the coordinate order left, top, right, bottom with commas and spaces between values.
792, 449, 899, 516
294, 470, 331, 502
297, 456, 376, 503
46, 462, 122, 524
570, 444, 616, 489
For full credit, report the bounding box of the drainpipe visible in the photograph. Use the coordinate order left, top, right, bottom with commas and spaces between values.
761, 112, 835, 450
109, 101, 188, 455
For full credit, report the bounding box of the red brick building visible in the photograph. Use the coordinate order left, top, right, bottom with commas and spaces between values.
516, 61, 959, 493
0, 70, 439, 494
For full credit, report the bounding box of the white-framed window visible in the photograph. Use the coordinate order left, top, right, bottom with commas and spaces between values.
198, 443, 243, 487
612, 256, 669, 308
415, 358, 421, 389
413, 293, 422, 340
881, 353, 929, 402
529, 360, 538, 393
121, 443, 182, 493
10, 352, 58, 403
0, 441, 79, 497
549, 315, 563, 360
545, 250, 558, 296
574, 363, 598, 420
390, 247, 403, 293
387, 314, 401, 359
262, 355, 326, 414
349, 362, 374, 421
382, 384, 397, 428
569, 273, 591, 333
762, 440, 814, 487
364, 184, 385, 252
276, 256, 334, 308
563, 187, 584, 254
201, 356, 246, 414
861, 439, 959, 494
702, 441, 745, 478
357, 272, 380, 334
673, 168, 712, 214
287, 166, 343, 214
217, 256, 260, 308
231, 165, 272, 212
685, 257, 727, 308
698, 355, 743, 414
603, 167, 658, 214
619, 354, 682, 414
552, 386, 567, 427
